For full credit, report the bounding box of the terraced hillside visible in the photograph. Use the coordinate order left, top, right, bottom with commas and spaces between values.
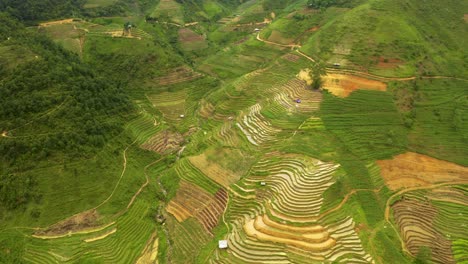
1, 0, 467, 263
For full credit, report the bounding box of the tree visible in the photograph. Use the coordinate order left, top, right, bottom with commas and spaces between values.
311, 62, 326, 90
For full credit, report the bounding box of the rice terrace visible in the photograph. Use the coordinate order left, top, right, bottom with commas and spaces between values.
0, 0, 467, 263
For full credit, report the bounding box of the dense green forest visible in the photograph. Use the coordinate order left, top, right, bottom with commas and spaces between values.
0, 13, 130, 211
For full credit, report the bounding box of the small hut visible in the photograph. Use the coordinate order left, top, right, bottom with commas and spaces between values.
218, 240, 228, 249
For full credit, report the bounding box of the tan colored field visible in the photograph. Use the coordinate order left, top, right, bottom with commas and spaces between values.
243, 215, 336, 252
297, 69, 312, 85
189, 153, 240, 188
377, 152, 468, 191
39, 19, 74, 27
166, 180, 213, 222
166, 180, 228, 232
322, 73, 387, 97
136, 232, 159, 264
84, 228, 117, 242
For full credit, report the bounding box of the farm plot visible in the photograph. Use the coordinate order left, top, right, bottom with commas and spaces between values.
151, 0, 184, 25
213, 154, 372, 263
391, 189, 468, 264
179, 28, 208, 51
146, 89, 187, 121
320, 90, 407, 160
236, 104, 281, 146
322, 73, 387, 97
167, 180, 227, 233
166, 217, 211, 263
273, 78, 322, 113
39, 23, 86, 55
140, 129, 184, 154
189, 152, 241, 188
153, 66, 203, 86
377, 152, 468, 191
23, 199, 155, 263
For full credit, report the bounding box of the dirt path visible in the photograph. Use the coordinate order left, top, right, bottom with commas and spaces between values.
9, 99, 69, 134
94, 141, 137, 210
256, 33, 300, 49
255, 35, 468, 82
319, 188, 381, 220
126, 157, 163, 210
384, 180, 468, 222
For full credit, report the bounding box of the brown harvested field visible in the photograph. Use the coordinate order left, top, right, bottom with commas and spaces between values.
153, 66, 203, 86
464, 14, 468, 22
188, 153, 240, 188
34, 210, 99, 237
392, 198, 455, 263
375, 57, 403, 69
140, 130, 184, 154
377, 152, 468, 191
322, 73, 387, 97
178, 28, 207, 50
282, 53, 300, 62
166, 180, 214, 222
166, 180, 228, 232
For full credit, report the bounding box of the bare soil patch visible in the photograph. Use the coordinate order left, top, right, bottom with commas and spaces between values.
377, 152, 468, 191
297, 69, 312, 85
322, 73, 387, 97
39, 19, 74, 27
34, 210, 99, 237
375, 57, 403, 69
464, 14, 468, 23
282, 53, 300, 62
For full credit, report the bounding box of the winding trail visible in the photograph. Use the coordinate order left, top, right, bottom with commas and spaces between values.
126, 157, 163, 210
256, 33, 468, 82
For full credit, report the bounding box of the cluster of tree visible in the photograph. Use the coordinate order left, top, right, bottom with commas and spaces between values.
307, 0, 355, 9
0, 0, 85, 23
262, 0, 294, 12
0, 13, 131, 204
0, 173, 40, 210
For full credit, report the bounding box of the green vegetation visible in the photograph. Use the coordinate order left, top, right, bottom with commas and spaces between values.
0, 0, 467, 263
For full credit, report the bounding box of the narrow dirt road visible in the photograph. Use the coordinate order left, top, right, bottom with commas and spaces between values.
255, 34, 468, 82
